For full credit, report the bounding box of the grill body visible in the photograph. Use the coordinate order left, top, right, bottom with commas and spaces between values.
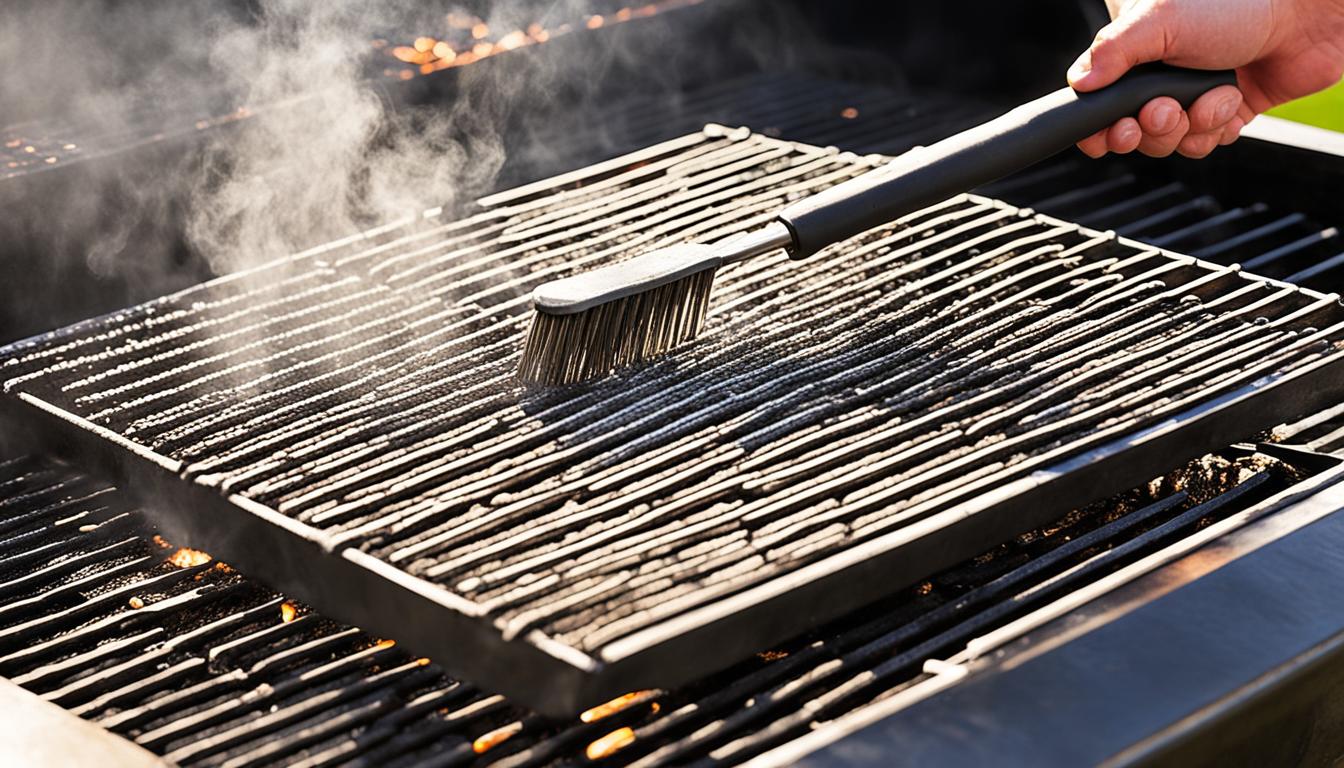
3, 0, 1344, 762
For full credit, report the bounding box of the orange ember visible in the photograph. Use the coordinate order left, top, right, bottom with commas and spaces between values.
413, 36, 436, 52
586, 727, 636, 760
375, 638, 396, 649
586, 15, 605, 29
280, 602, 298, 623
471, 22, 490, 39
473, 721, 522, 754
840, 107, 859, 119
432, 41, 454, 60
392, 46, 425, 64
497, 30, 527, 50
580, 690, 657, 723
757, 650, 789, 662
169, 547, 212, 568
128, 597, 145, 609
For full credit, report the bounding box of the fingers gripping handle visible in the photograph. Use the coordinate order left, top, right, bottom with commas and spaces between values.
777, 63, 1237, 258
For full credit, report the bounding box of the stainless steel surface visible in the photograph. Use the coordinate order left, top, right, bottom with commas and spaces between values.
0, 678, 168, 768
718, 220, 794, 263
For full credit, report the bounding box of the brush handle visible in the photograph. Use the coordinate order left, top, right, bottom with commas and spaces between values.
777, 63, 1237, 258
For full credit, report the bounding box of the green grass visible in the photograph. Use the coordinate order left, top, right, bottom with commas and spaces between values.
1268, 79, 1344, 132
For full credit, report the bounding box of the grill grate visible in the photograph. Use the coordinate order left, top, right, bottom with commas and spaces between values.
980, 158, 1344, 291
0, 447, 1315, 767
4, 128, 1344, 714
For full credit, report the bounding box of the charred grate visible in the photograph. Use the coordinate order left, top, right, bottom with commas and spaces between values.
0, 447, 1326, 766
4, 128, 1344, 714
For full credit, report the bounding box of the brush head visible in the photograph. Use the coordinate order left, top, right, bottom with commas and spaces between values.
518, 244, 723, 386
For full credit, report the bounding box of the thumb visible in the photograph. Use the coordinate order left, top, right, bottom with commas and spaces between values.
1069, 13, 1169, 91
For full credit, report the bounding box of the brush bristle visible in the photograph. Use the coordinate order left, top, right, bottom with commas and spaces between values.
518, 267, 717, 386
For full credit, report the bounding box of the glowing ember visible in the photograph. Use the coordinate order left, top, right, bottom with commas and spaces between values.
586, 727, 636, 760
128, 597, 145, 609
496, 30, 527, 51
840, 106, 859, 119
168, 547, 212, 567
472, 721, 522, 754
580, 690, 658, 723
389, 0, 707, 79
757, 650, 789, 661
375, 638, 396, 649
392, 45, 429, 64
280, 602, 298, 622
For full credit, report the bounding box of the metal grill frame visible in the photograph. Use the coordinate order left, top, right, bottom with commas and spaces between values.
6, 132, 1344, 717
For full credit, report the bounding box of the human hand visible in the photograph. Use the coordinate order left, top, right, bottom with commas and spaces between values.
1069, 0, 1344, 158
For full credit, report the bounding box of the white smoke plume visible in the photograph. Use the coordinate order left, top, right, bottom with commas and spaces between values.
186, 0, 506, 274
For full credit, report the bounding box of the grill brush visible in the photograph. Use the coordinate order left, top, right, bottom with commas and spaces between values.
518, 64, 1236, 385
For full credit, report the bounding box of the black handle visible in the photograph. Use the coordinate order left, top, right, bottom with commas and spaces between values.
778, 63, 1238, 258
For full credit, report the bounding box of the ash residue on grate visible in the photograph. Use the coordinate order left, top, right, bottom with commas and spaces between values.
1, 129, 1337, 654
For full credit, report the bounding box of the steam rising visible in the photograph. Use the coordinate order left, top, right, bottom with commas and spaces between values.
0, 0, 821, 339
189, 0, 504, 273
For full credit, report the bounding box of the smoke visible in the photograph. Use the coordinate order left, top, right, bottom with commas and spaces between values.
0, 0, 832, 339
186, 0, 506, 274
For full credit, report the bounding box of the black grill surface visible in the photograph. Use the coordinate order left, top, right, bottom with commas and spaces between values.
4, 128, 1344, 714
0, 447, 1316, 767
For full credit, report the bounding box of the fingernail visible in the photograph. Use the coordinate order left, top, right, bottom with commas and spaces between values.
1214, 95, 1239, 125
1151, 103, 1178, 134
1068, 51, 1092, 84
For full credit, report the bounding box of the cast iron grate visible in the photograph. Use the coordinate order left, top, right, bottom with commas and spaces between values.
4, 128, 1344, 714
